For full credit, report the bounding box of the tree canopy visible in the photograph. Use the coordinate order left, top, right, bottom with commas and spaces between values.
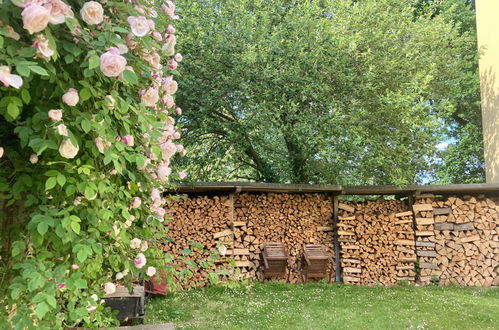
174, 0, 483, 185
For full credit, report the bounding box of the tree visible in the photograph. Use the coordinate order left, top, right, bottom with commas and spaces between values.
175, 0, 481, 185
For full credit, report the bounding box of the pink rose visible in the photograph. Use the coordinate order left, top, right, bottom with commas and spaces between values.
33, 34, 54, 61
0, 66, 23, 89
94, 137, 108, 153
62, 88, 79, 106
155, 208, 165, 218
127, 16, 153, 37
121, 134, 134, 147
22, 3, 50, 34
56, 124, 68, 136
166, 24, 175, 34
29, 154, 38, 164
103, 282, 116, 295
5, 26, 20, 40
146, 266, 156, 277
150, 188, 161, 201
131, 197, 141, 209
161, 1, 179, 20
175, 107, 182, 115
168, 59, 178, 70
152, 31, 163, 42
100, 48, 127, 77
174, 53, 183, 62
139, 241, 148, 252
157, 165, 171, 182
141, 87, 159, 107
71, 264, 79, 270
59, 139, 79, 159
80, 1, 104, 25
162, 34, 176, 56
134, 253, 146, 269
46, 0, 74, 24
162, 94, 175, 108
0, 147, 4, 158
58, 283, 66, 289
162, 76, 178, 95
178, 171, 187, 179
130, 238, 141, 249
48, 109, 63, 121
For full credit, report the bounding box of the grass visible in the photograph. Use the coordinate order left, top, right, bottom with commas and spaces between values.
142, 282, 499, 329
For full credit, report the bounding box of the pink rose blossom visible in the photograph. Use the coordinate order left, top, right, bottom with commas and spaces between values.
152, 31, 163, 42
0, 66, 23, 89
141, 87, 159, 107
175, 107, 182, 115
57, 124, 68, 136
131, 197, 142, 209
46, 0, 74, 24
166, 24, 175, 34
127, 16, 153, 37
48, 109, 63, 122
103, 282, 116, 295
71, 264, 79, 270
134, 253, 147, 269
80, 1, 104, 25
151, 188, 161, 201
121, 134, 134, 147
161, 1, 179, 19
162, 76, 178, 95
155, 208, 165, 218
146, 266, 156, 277
174, 53, 183, 62
140, 240, 148, 252
33, 34, 54, 61
100, 48, 127, 77
59, 139, 79, 159
58, 283, 66, 289
168, 59, 178, 70
157, 165, 171, 182
5, 26, 21, 40
130, 237, 141, 249
162, 34, 176, 56
29, 154, 38, 164
62, 88, 79, 106
22, 3, 50, 34
178, 171, 187, 179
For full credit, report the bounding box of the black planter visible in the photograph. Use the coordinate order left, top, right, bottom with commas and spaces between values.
103, 285, 145, 320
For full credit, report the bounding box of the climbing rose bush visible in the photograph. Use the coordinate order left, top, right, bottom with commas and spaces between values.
0, 0, 185, 327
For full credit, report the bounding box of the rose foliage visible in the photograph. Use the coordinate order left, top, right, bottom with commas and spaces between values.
0, 0, 187, 327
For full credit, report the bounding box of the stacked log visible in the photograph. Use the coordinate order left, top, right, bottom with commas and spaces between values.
432, 195, 498, 286
413, 195, 437, 284
234, 193, 335, 283
339, 199, 411, 285
164, 195, 233, 287
394, 209, 416, 282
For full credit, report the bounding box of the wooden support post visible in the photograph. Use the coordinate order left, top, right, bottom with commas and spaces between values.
332, 194, 341, 283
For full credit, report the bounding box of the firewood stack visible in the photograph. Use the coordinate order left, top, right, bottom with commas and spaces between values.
412, 195, 437, 284
394, 209, 416, 283
431, 195, 498, 286
339, 199, 411, 285
165, 195, 233, 287
234, 193, 335, 283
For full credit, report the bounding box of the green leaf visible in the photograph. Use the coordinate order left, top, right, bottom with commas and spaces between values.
81, 119, 92, 133
56, 174, 66, 187
74, 279, 87, 289
80, 88, 92, 102
70, 221, 80, 235
29, 66, 49, 76
7, 103, 20, 119
45, 177, 57, 190
37, 222, 48, 236
21, 89, 31, 104
122, 70, 138, 85
35, 301, 50, 319
65, 184, 76, 196
88, 55, 100, 70
77, 248, 88, 263
46, 295, 57, 309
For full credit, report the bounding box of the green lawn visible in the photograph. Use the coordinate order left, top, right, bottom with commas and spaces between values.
143, 282, 499, 329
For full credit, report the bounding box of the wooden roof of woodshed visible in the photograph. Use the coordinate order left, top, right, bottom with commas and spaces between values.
168, 182, 499, 196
